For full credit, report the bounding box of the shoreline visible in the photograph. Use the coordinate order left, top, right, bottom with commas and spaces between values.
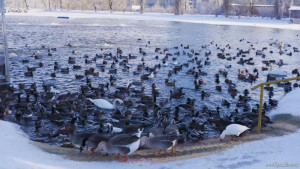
34, 114, 300, 163
6, 10, 300, 31
1, 114, 300, 169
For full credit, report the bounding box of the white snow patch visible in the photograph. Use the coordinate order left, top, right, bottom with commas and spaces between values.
269, 88, 300, 117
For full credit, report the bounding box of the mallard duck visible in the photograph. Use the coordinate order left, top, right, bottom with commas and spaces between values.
61, 67, 69, 73
122, 124, 145, 134
140, 72, 154, 80
24, 71, 33, 77
53, 117, 92, 147
96, 129, 143, 162
165, 79, 176, 86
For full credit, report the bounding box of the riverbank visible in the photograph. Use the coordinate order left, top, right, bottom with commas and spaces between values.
0, 114, 300, 169
6, 9, 300, 31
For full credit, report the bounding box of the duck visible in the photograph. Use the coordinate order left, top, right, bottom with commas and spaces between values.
169, 88, 184, 99
140, 132, 178, 155
220, 124, 250, 140
140, 72, 154, 80
2, 108, 16, 122
24, 71, 33, 77
83, 134, 111, 154
149, 120, 179, 139
61, 67, 69, 73
50, 86, 60, 95
238, 69, 247, 80
116, 83, 132, 93
165, 79, 176, 86
88, 98, 123, 110
52, 117, 93, 147
96, 128, 143, 162
122, 124, 145, 134
52, 117, 77, 137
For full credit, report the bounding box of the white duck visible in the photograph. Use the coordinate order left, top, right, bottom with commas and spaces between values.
50, 86, 60, 94
148, 72, 154, 79
88, 98, 123, 109
220, 124, 250, 140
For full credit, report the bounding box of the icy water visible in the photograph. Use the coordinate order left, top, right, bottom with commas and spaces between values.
5, 16, 300, 145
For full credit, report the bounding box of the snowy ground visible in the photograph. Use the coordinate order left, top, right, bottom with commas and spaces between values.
1, 89, 300, 169
6, 9, 300, 31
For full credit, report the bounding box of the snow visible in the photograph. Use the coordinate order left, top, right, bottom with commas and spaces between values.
269, 88, 300, 117
289, 6, 300, 11
6, 9, 300, 31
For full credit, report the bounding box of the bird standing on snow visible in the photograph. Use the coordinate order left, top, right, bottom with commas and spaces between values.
88, 98, 123, 110
220, 124, 250, 140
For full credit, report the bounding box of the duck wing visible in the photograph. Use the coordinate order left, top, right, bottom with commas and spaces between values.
149, 136, 174, 150
109, 134, 140, 146
149, 127, 164, 137
164, 124, 179, 136
90, 99, 113, 109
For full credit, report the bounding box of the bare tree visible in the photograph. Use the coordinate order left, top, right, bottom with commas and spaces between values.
59, 0, 63, 9
41, 0, 48, 9
48, 0, 51, 10
140, 0, 144, 14
215, 0, 219, 17
24, 0, 29, 10
174, 0, 181, 15
224, 0, 231, 17
109, 0, 113, 12
274, 0, 283, 19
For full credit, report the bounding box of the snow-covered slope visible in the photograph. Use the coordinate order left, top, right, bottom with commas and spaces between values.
269, 88, 300, 117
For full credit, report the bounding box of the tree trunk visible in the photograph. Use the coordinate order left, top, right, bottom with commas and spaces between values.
215, 0, 219, 17
174, 0, 181, 15
274, 0, 283, 19
24, 0, 29, 10
224, 0, 230, 17
41, 0, 47, 10
59, 0, 62, 9
94, 4, 97, 12
109, 0, 113, 13
140, 0, 144, 14
249, 0, 254, 16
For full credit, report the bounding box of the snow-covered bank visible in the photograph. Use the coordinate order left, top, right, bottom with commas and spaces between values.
6, 10, 300, 31
0, 119, 300, 169
269, 88, 300, 117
